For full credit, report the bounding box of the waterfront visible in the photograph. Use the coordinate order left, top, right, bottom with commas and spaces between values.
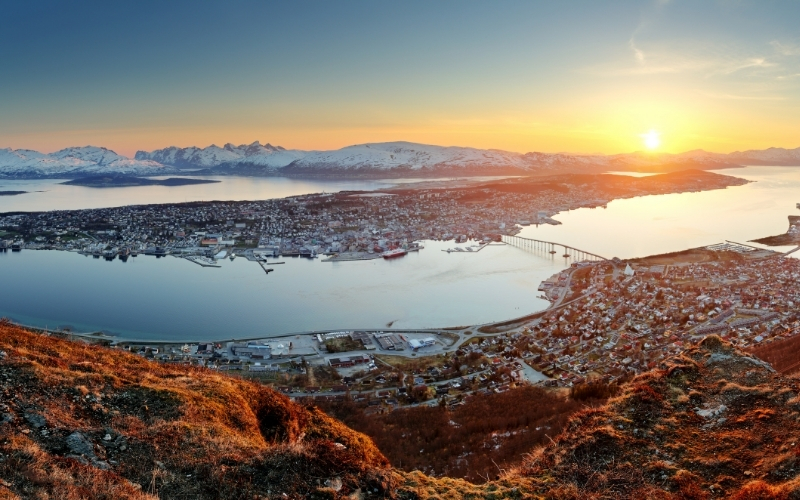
0, 239, 559, 340
2, 166, 800, 341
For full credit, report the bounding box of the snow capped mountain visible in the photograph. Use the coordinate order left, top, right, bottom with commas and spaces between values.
727, 147, 800, 165
5, 141, 800, 180
0, 146, 175, 179
283, 141, 544, 175
308, 141, 524, 168
521, 151, 611, 171
135, 141, 307, 170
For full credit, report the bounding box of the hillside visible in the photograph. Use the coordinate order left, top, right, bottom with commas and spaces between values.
398, 335, 800, 499
4, 322, 800, 499
0, 321, 391, 499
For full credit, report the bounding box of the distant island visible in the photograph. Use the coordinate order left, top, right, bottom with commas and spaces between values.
61, 175, 220, 188
0, 190, 27, 196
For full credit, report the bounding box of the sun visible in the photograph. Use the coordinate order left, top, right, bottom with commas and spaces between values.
641, 130, 661, 150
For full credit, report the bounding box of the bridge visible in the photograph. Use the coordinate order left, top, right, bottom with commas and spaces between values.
502, 235, 609, 262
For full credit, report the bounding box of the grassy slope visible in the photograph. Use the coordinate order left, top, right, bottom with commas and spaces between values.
4, 321, 800, 499
0, 321, 390, 499
395, 336, 800, 499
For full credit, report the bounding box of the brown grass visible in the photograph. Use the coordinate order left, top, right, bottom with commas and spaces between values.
0, 320, 390, 498
6, 320, 800, 499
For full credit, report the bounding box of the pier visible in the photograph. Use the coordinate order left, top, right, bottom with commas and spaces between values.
502, 235, 608, 262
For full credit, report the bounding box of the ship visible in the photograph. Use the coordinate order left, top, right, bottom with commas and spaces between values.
382, 248, 408, 259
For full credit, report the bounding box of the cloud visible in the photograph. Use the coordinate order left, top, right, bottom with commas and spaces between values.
713, 57, 776, 76
630, 39, 646, 63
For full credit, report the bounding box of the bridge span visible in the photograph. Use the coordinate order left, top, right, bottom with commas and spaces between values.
502, 235, 609, 262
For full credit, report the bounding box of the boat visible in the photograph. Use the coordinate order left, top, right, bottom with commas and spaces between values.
229, 253, 236, 261
11, 241, 22, 252
103, 248, 117, 261
382, 248, 408, 259
118, 247, 130, 261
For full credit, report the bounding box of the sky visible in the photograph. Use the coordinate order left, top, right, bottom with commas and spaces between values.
1, 0, 800, 157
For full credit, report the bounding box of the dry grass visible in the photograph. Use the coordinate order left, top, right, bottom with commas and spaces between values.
0, 321, 389, 499
6, 320, 800, 499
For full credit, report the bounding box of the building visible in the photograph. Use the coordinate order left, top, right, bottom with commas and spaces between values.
408, 337, 436, 349
329, 355, 370, 368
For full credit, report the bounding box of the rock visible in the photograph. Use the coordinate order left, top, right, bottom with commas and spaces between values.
0, 413, 14, 424
696, 405, 727, 419
66, 432, 96, 459
324, 478, 342, 492
24, 412, 46, 429
103, 433, 112, 441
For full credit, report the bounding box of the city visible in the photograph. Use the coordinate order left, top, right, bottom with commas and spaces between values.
0, 170, 745, 263
6, 2, 800, 497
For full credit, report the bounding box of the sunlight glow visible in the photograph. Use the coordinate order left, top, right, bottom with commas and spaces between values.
641, 130, 661, 150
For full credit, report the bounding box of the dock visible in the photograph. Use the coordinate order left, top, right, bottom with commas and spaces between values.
322, 252, 381, 262
442, 243, 489, 253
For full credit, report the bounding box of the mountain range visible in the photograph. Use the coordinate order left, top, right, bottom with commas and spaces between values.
2, 140, 800, 179
0, 146, 172, 179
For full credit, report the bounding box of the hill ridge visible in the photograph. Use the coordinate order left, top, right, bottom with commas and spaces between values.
3, 322, 800, 499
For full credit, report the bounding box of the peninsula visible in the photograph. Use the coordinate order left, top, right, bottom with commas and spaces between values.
1, 170, 747, 261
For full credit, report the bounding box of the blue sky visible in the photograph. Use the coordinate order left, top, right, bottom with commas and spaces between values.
1, 0, 799, 155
